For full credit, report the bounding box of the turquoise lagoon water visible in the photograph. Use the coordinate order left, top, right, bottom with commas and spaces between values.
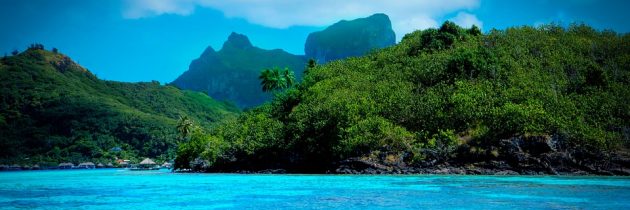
0, 169, 629, 209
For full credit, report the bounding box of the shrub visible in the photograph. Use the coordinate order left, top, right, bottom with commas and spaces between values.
338, 116, 416, 159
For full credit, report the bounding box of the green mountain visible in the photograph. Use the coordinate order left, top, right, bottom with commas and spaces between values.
173, 15, 396, 108
176, 22, 630, 174
171, 32, 307, 108
305, 13, 396, 63
0, 47, 239, 165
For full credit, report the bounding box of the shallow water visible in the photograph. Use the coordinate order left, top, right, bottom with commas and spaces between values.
0, 169, 628, 209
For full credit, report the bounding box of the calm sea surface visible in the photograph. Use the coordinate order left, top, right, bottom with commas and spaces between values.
0, 169, 628, 209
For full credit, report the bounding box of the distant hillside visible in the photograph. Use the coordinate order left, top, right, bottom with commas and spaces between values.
0, 48, 239, 165
305, 13, 396, 63
171, 32, 307, 108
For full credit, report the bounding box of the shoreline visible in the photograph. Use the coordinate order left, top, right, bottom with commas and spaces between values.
1, 167, 627, 176
178, 136, 630, 176
178, 167, 630, 176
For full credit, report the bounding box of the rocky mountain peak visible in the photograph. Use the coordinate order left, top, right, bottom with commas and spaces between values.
222, 32, 253, 49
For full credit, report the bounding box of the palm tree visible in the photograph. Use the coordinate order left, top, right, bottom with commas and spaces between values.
303, 59, 317, 76
282, 67, 295, 88
259, 68, 279, 92
259, 67, 295, 92
176, 116, 194, 140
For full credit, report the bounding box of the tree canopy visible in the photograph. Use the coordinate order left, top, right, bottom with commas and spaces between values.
175, 22, 629, 172
0, 48, 239, 166
259, 67, 295, 92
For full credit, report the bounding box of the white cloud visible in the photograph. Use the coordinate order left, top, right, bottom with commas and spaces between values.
123, 0, 481, 38
449, 12, 483, 29
123, 0, 197, 18
393, 15, 439, 38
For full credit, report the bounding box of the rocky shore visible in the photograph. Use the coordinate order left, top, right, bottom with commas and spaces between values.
334, 135, 630, 175
224, 135, 630, 176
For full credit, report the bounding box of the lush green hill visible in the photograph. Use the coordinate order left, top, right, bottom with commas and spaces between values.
176, 22, 630, 174
0, 47, 239, 166
171, 32, 307, 108
305, 13, 396, 63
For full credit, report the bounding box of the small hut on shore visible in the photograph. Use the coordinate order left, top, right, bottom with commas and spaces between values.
116, 159, 131, 168
139, 158, 157, 169
77, 162, 95, 169
96, 163, 105, 168
58, 162, 74, 169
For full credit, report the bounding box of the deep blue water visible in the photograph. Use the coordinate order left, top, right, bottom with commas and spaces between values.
0, 169, 629, 209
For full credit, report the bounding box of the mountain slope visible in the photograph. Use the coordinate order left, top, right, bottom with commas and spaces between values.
0, 48, 239, 165
171, 32, 307, 108
305, 13, 396, 63
176, 22, 630, 175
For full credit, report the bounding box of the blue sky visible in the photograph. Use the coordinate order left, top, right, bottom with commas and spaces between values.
1, 0, 628, 83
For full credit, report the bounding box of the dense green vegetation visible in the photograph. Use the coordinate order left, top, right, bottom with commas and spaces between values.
176, 22, 629, 172
0, 48, 239, 166
172, 32, 307, 108
259, 67, 296, 93
305, 13, 396, 63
